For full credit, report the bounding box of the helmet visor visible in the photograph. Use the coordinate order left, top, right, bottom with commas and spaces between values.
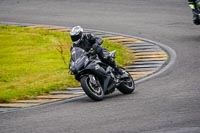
71, 31, 83, 42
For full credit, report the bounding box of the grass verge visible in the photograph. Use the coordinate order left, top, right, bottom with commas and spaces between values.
0, 25, 134, 103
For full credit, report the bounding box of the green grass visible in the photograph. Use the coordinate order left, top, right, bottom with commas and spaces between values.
0, 25, 134, 103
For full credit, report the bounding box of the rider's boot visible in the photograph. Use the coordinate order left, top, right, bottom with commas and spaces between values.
113, 65, 124, 75
108, 58, 124, 75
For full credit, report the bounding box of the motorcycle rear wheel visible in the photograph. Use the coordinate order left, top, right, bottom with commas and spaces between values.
81, 75, 104, 101
117, 71, 135, 94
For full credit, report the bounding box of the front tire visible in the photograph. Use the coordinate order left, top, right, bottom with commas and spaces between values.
117, 71, 135, 94
80, 75, 104, 101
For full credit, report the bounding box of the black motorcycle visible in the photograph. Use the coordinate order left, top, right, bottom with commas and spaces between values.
69, 47, 135, 101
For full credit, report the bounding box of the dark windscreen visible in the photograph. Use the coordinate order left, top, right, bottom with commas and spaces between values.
71, 47, 85, 61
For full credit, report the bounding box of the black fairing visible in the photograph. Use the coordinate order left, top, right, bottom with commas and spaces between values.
70, 47, 107, 78
69, 47, 116, 93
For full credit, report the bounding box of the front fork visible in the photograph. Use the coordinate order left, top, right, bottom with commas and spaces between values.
88, 75, 99, 88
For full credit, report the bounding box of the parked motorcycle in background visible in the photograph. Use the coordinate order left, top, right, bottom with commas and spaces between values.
69, 47, 135, 101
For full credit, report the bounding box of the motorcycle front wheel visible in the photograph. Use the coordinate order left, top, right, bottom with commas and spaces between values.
80, 75, 104, 101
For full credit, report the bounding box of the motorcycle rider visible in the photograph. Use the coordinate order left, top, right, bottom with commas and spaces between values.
69, 26, 123, 75
188, 0, 200, 25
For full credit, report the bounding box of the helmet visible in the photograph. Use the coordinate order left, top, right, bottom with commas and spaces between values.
70, 26, 83, 43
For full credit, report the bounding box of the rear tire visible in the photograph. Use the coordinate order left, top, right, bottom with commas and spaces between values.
117, 71, 135, 94
81, 75, 104, 101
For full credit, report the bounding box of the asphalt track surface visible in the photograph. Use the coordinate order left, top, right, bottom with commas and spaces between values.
0, 0, 200, 133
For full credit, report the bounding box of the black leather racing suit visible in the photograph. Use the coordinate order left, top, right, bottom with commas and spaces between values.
71, 33, 120, 73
